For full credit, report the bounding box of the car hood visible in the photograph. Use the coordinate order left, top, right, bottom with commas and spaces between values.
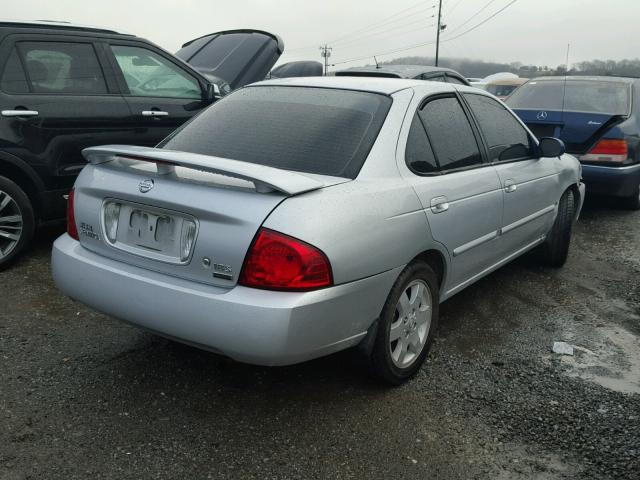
176, 29, 284, 90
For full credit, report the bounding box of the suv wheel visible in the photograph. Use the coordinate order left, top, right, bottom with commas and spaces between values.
369, 261, 439, 385
539, 189, 575, 268
0, 176, 35, 271
621, 185, 640, 211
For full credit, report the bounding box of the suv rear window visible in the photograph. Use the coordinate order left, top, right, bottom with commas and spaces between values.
161, 86, 392, 178
507, 79, 631, 115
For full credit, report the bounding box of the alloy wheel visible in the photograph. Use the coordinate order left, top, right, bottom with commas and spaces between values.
0, 190, 23, 259
389, 279, 432, 368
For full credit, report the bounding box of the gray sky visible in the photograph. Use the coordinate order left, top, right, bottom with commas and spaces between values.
5, 0, 639, 70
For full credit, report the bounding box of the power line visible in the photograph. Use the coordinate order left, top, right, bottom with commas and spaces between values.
441, 0, 519, 42
444, 0, 499, 36
327, 1, 437, 45
331, 0, 519, 67
331, 17, 437, 48
445, 0, 466, 15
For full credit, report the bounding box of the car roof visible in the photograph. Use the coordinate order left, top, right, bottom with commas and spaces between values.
531, 75, 639, 84
251, 75, 448, 94
0, 19, 132, 36
487, 78, 529, 86
336, 64, 461, 78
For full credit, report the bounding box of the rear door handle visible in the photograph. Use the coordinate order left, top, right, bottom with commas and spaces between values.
2, 110, 39, 117
504, 180, 517, 193
141, 110, 169, 117
430, 196, 449, 214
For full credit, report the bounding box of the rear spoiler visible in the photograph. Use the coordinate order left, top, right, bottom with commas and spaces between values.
82, 145, 324, 195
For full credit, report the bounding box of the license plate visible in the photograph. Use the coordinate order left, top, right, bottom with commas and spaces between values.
102, 199, 197, 264
129, 209, 175, 251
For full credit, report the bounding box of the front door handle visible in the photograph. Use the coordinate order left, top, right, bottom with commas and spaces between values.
141, 110, 169, 117
504, 180, 517, 193
430, 196, 449, 214
2, 109, 39, 117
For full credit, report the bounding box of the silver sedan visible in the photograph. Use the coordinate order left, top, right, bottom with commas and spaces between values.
52, 77, 584, 384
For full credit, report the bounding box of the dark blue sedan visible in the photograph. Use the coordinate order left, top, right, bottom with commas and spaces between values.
507, 76, 640, 209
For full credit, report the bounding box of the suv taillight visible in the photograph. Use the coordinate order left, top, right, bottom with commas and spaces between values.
67, 188, 79, 240
239, 228, 333, 291
580, 139, 628, 163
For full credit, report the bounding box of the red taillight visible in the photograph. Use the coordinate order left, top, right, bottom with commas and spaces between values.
67, 188, 79, 240
589, 139, 628, 156
581, 139, 628, 163
239, 228, 333, 291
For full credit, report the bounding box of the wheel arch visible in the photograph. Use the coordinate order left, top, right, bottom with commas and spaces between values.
410, 248, 447, 290
567, 182, 582, 221
0, 153, 44, 219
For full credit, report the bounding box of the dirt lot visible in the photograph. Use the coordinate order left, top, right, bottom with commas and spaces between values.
1, 198, 638, 480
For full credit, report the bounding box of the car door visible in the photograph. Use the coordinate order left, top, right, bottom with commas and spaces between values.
401, 94, 504, 295
0, 35, 132, 189
103, 42, 207, 147
462, 92, 562, 255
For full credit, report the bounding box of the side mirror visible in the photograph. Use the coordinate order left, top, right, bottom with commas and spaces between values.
538, 137, 566, 158
203, 82, 221, 103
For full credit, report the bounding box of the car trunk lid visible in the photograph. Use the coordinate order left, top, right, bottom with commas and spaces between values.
512, 109, 628, 154
73, 145, 347, 288
176, 29, 284, 90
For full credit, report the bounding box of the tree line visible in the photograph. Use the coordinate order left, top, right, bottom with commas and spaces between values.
378, 56, 640, 78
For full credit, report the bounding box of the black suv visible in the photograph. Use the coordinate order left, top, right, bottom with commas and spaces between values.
0, 21, 283, 269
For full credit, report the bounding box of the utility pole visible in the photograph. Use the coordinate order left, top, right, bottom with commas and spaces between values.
320, 44, 332, 75
435, 0, 444, 67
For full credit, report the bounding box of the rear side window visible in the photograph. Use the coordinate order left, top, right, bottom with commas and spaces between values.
418, 96, 482, 171
421, 74, 445, 82
405, 115, 438, 174
446, 75, 467, 85
507, 79, 631, 115
465, 94, 534, 162
161, 86, 391, 178
0, 49, 29, 93
17, 42, 107, 94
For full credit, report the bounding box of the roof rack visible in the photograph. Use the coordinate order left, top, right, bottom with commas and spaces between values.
0, 19, 132, 36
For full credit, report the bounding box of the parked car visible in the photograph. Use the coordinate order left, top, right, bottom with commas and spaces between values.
485, 77, 528, 101
507, 76, 640, 209
52, 77, 584, 384
0, 21, 283, 269
335, 65, 470, 85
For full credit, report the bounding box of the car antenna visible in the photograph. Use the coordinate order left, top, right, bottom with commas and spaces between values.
374, 56, 380, 69
560, 43, 570, 126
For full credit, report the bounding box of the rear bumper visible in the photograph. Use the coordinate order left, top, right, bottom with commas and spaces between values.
581, 163, 640, 198
52, 234, 401, 366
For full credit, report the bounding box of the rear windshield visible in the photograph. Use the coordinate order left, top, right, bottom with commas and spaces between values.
160, 86, 392, 178
507, 79, 631, 115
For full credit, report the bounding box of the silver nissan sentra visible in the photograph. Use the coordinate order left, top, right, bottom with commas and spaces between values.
52, 77, 585, 384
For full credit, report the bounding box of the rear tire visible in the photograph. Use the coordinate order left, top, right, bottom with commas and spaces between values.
0, 176, 35, 271
539, 189, 575, 268
620, 185, 640, 211
369, 261, 439, 385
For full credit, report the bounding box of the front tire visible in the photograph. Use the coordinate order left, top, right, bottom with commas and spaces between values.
539, 189, 575, 268
0, 176, 35, 271
369, 262, 439, 385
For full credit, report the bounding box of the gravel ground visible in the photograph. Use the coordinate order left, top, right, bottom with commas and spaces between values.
1, 198, 638, 479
